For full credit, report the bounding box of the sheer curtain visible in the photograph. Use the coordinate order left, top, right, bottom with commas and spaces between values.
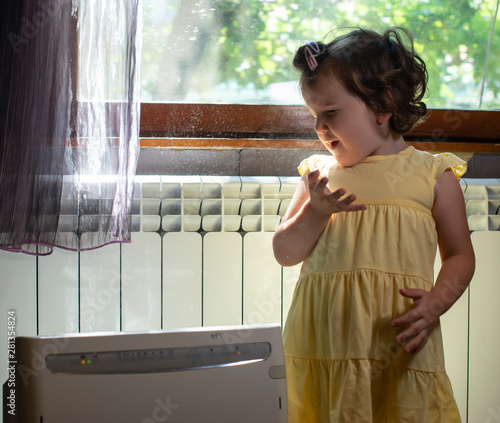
0, 0, 142, 255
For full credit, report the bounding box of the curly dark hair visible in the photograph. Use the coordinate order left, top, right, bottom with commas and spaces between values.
293, 27, 428, 134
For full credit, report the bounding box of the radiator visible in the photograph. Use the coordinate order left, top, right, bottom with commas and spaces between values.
124, 175, 302, 332
1, 176, 499, 423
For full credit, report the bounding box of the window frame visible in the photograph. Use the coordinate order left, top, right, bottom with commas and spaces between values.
140, 104, 500, 153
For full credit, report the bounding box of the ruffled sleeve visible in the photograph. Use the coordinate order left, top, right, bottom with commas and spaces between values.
432, 152, 467, 181
298, 154, 337, 178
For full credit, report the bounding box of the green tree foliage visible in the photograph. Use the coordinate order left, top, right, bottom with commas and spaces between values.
142, 0, 499, 109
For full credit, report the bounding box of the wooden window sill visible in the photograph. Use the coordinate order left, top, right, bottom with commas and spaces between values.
139, 104, 500, 153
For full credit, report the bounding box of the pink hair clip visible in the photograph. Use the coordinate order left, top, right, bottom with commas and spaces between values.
305, 41, 320, 71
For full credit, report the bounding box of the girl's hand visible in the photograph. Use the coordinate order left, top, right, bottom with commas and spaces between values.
307, 170, 366, 216
273, 169, 366, 267
390, 288, 440, 355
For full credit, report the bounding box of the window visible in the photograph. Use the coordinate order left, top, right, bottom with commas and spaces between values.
139, 0, 500, 153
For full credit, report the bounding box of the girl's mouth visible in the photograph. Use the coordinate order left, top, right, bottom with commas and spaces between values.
329, 141, 339, 150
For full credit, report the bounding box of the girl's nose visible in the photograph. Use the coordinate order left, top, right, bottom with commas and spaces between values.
315, 118, 328, 134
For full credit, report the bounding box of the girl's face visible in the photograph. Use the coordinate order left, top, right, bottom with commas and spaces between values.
301, 72, 401, 167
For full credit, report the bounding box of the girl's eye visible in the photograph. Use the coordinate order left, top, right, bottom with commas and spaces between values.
326, 109, 337, 115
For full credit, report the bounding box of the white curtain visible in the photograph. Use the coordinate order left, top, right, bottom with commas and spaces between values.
0, 0, 142, 255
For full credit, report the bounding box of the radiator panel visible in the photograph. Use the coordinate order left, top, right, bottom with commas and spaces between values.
0, 249, 37, 421
162, 232, 203, 329
282, 264, 302, 325
38, 248, 79, 334
435, 251, 469, 421
243, 232, 282, 326
468, 231, 500, 423
79, 242, 121, 333
122, 232, 162, 331
203, 231, 243, 326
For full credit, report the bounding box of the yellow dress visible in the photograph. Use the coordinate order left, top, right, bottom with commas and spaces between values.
283, 146, 466, 423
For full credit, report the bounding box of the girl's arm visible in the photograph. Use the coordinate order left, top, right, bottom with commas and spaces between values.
273, 170, 366, 267
391, 169, 475, 354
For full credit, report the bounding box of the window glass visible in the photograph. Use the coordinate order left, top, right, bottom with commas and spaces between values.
141, 0, 499, 109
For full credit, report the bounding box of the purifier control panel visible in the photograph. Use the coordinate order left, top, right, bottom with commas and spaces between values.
45, 342, 271, 375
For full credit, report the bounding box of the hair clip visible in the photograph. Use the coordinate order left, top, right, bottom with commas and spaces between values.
305, 41, 320, 71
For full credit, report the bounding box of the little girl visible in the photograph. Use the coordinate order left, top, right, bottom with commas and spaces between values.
273, 27, 475, 422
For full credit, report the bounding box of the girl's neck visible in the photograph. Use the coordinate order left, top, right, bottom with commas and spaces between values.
369, 134, 408, 158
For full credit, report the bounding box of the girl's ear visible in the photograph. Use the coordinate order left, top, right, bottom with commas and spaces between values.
376, 111, 392, 125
